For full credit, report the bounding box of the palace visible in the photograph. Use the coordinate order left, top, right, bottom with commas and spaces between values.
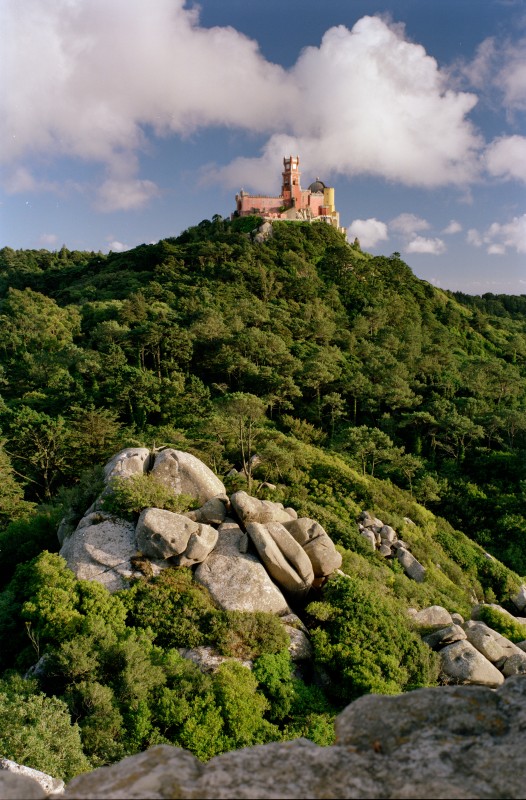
233, 156, 344, 232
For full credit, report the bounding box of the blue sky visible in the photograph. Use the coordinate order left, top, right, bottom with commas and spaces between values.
1, 0, 525, 293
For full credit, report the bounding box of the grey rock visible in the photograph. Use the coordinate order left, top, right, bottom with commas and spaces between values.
516, 640, 526, 652
62, 745, 203, 799
184, 496, 228, 526
440, 639, 504, 687
284, 507, 298, 519
392, 539, 409, 550
378, 543, 392, 557
103, 447, 151, 482
136, 509, 196, 559
177, 524, 219, 567
282, 625, 313, 661
379, 524, 397, 543
512, 584, 526, 613
194, 524, 289, 615
246, 522, 313, 596
0, 772, 47, 799
151, 449, 225, 505
502, 651, 526, 676
230, 491, 292, 525
451, 612, 465, 625
283, 518, 342, 577
464, 620, 519, 664
136, 508, 218, 565
396, 546, 426, 582
0, 759, 63, 796
412, 605, 453, 628
360, 529, 376, 551
422, 623, 466, 650
403, 516, 416, 525
59, 513, 137, 592
471, 602, 517, 621
178, 647, 252, 673
61, 677, 526, 799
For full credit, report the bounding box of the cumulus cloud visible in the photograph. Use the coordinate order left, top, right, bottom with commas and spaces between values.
405, 236, 446, 255
38, 233, 59, 247
467, 214, 526, 254
390, 213, 430, 236
461, 35, 526, 114
443, 220, 462, 234
485, 135, 526, 183
347, 218, 388, 248
107, 240, 130, 252
1, 3, 483, 207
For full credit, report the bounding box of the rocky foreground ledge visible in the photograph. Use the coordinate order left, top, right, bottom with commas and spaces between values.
2, 676, 526, 799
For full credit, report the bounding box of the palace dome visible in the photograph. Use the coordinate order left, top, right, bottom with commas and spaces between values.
308, 178, 326, 193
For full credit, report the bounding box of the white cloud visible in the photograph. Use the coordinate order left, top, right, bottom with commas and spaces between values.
1, 4, 483, 206
347, 218, 388, 248
96, 176, 160, 212
496, 37, 526, 111
485, 135, 526, 183
390, 213, 430, 236
38, 233, 58, 247
467, 214, 526, 254
107, 240, 130, 252
461, 35, 526, 114
405, 236, 446, 255
443, 220, 462, 234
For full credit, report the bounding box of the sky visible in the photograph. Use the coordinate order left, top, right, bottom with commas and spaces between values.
1, 0, 525, 295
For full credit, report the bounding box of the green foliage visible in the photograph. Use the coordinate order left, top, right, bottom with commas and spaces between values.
0, 509, 61, 589
307, 574, 440, 703
102, 474, 196, 517
0, 674, 90, 781
122, 569, 216, 649
477, 605, 526, 643
212, 612, 289, 660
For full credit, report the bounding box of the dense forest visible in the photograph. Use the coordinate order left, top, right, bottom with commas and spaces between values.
0, 216, 525, 779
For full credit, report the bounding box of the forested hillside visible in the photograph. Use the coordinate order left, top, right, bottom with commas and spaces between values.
0, 216, 525, 779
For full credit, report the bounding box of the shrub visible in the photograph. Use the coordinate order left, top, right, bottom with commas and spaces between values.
477, 605, 526, 643
211, 611, 289, 659
102, 474, 196, 517
307, 573, 440, 703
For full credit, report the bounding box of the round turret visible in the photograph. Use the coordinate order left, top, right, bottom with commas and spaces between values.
308, 178, 326, 193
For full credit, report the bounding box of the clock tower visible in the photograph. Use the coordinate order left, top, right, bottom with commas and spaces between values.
281, 155, 302, 207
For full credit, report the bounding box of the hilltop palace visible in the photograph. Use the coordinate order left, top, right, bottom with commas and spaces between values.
233, 155, 345, 233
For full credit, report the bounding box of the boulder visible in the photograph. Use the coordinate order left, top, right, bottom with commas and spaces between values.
440, 640, 504, 687
378, 543, 392, 557
103, 447, 151, 482
451, 612, 465, 625
0, 759, 63, 796
184, 496, 228, 526
464, 620, 519, 664
246, 521, 313, 597
502, 652, 526, 676
512, 584, 526, 613
230, 491, 293, 526
178, 647, 252, 673
136, 509, 217, 565
283, 518, 342, 577
359, 529, 376, 551
61, 677, 526, 799
194, 523, 289, 615
0, 772, 47, 799
59, 512, 137, 592
379, 524, 397, 543
151, 449, 225, 505
516, 640, 526, 653
412, 605, 453, 628
396, 546, 426, 582
283, 625, 313, 661
422, 624, 466, 650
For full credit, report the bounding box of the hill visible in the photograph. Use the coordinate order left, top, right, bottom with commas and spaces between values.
0, 216, 526, 777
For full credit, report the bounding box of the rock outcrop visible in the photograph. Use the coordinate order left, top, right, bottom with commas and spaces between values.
194, 522, 290, 615
10, 676, 526, 799
58, 449, 343, 610
415, 604, 526, 687
358, 510, 426, 582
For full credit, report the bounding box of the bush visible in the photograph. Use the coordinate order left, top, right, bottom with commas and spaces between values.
0, 674, 90, 781
477, 605, 526, 643
212, 611, 289, 659
102, 474, 196, 518
307, 573, 440, 703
